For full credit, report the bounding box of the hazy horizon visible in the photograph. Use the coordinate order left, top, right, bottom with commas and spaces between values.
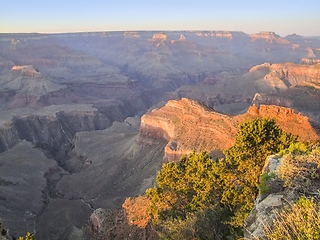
1, 0, 320, 37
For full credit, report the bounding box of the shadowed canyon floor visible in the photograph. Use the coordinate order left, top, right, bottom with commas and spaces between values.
0, 31, 320, 239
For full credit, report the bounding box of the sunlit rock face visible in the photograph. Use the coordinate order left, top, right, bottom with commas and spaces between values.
0, 31, 320, 240
246, 104, 318, 141
148, 32, 169, 41
140, 98, 318, 163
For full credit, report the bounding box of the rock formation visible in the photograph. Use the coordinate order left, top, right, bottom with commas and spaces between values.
0, 31, 320, 239
191, 31, 234, 39
249, 31, 290, 44
249, 62, 271, 73
300, 58, 320, 65
0, 104, 110, 155
264, 63, 320, 86
148, 32, 169, 41
179, 34, 187, 41
87, 204, 157, 240
246, 104, 318, 141
140, 99, 318, 163
0, 65, 66, 97
244, 150, 320, 239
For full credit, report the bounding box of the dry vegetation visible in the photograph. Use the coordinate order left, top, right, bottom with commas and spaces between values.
263, 196, 320, 240
278, 145, 320, 194
260, 145, 320, 239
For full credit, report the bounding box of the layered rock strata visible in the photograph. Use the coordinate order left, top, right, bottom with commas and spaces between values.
140, 99, 318, 163
0, 65, 66, 97
0, 104, 110, 158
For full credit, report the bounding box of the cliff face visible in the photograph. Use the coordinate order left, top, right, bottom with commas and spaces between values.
0, 105, 110, 160
264, 63, 320, 87
140, 98, 239, 162
246, 104, 318, 141
249, 62, 320, 94
249, 31, 290, 44
140, 99, 318, 163
0, 65, 66, 97
148, 32, 169, 41
251, 61, 320, 128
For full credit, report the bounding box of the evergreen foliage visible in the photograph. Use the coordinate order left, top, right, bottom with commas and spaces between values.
146, 117, 298, 238
217, 117, 297, 229
146, 151, 221, 224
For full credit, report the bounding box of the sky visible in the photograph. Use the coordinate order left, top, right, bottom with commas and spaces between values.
1, 0, 320, 37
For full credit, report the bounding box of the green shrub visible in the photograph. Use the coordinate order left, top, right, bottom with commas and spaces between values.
146, 151, 221, 224
219, 117, 297, 229
159, 207, 230, 240
258, 172, 276, 194
277, 151, 320, 189
279, 142, 309, 156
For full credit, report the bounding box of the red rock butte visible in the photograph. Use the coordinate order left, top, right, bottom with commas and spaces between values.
140, 98, 318, 163
148, 32, 169, 41
249, 31, 290, 44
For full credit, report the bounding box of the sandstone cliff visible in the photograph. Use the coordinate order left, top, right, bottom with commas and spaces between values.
246, 104, 318, 141
251, 60, 320, 128
140, 99, 318, 163
140, 98, 239, 162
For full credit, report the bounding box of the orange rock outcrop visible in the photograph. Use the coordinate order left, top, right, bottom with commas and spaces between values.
245, 104, 318, 141
140, 99, 318, 163
148, 32, 169, 41
140, 98, 239, 162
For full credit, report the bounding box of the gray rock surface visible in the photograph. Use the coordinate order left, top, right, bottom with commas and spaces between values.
0, 141, 57, 238
57, 119, 167, 210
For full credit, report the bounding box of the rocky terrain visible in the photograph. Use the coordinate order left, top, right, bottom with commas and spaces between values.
244, 149, 320, 239
0, 31, 320, 239
141, 98, 318, 163
84, 100, 319, 240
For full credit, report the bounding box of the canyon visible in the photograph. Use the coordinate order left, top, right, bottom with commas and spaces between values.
0, 31, 320, 239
